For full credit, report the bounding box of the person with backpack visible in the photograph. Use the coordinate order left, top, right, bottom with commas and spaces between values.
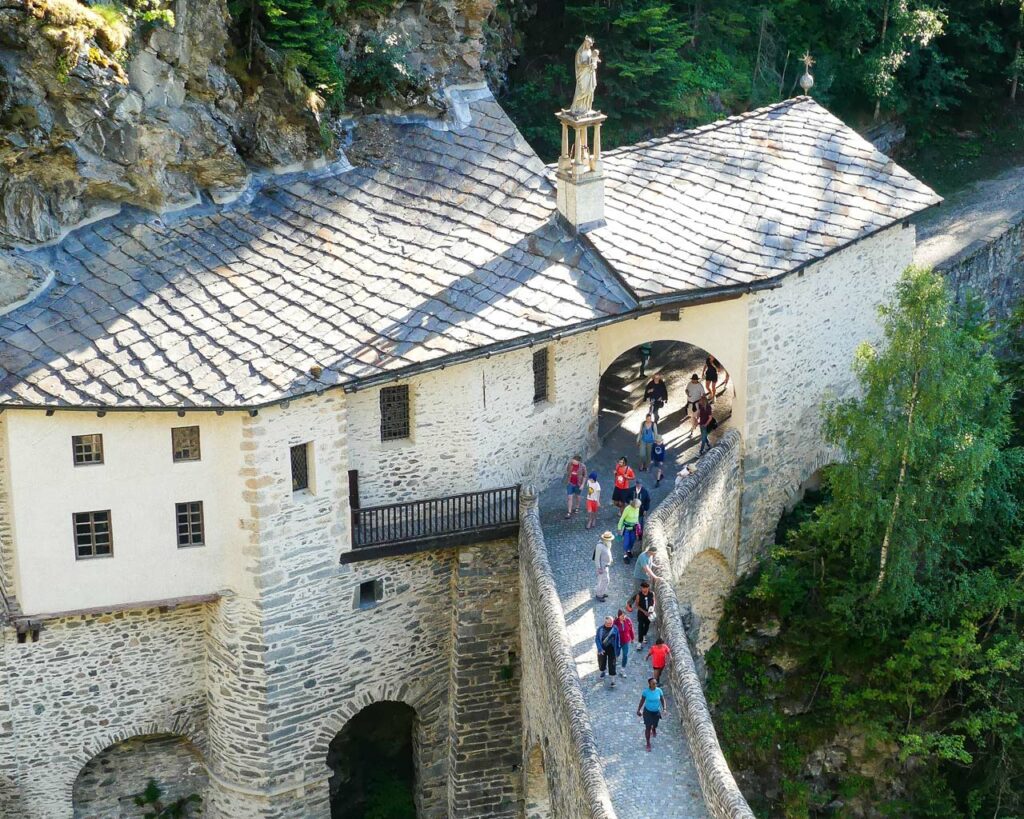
593, 531, 614, 601
595, 615, 620, 688
615, 609, 635, 677
564, 454, 587, 518
629, 581, 656, 650
643, 374, 668, 422
637, 676, 667, 752
651, 435, 667, 487
635, 414, 658, 471
584, 471, 601, 529
617, 497, 641, 563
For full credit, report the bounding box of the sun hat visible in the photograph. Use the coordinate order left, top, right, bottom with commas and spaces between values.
691, 373, 699, 380
600, 531, 614, 541
655, 435, 664, 443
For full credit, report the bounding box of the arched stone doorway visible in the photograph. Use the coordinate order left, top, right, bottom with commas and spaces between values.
326, 701, 418, 819
72, 734, 206, 819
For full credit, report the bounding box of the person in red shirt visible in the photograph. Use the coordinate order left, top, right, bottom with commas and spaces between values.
646, 638, 671, 683
614, 609, 635, 677
611, 457, 635, 511
564, 454, 587, 518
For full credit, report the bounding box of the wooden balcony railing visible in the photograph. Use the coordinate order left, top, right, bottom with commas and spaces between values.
347, 485, 521, 558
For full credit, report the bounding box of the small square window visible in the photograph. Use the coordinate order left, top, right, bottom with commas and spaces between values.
175, 501, 205, 547
380, 385, 410, 441
532, 348, 550, 403
172, 426, 201, 462
72, 434, 104, 466
73, 510, 112, 559
291, 443, 310, 492
358, 578, 384, 609
660, 309, 681, 321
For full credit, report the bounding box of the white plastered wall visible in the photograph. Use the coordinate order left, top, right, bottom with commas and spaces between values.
4, 410, 247, 613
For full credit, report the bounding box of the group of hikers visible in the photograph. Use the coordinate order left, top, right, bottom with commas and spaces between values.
561, 349, 729, 752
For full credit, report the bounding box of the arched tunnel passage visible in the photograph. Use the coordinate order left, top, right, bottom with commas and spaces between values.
598, 340, 734, 457
326, 701, 417, 819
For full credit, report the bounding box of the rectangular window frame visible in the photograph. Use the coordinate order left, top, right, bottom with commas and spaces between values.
171, 425, 201, 463
175, 501, 205, 548
72, 433, 104, 466
291, 443, 310, 493
379, 385, 411, 442
73, 509, 113, 560
532, 347, 550, 404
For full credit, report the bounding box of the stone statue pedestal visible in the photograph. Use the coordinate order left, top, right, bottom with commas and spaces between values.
555, 109, 607, 233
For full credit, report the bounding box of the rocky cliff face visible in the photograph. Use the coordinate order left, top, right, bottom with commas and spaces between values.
0, 0, 505, 252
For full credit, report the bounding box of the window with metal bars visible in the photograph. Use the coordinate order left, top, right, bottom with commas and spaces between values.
175, 501, 205, 547
73, 510, 112, 559
532, 348, 550, 403
171, 425, 201, 462
291, 443, 310, 492
72, 434, 104, 466
380, 385, 410, 441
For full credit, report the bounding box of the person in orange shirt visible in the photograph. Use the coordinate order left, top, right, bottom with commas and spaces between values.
611, 457, 635, 511
646, 638, 671, 683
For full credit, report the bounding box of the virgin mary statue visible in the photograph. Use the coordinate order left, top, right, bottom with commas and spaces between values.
568, 36, 600, 115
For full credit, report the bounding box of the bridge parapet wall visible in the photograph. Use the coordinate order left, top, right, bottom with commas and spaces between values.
517, 488, 616, 819
645, 430, 755, 819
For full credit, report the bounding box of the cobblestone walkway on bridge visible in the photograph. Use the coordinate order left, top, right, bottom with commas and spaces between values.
539, 357, 724, 818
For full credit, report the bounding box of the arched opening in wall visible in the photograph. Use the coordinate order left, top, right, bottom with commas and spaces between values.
523, 743, 551, 818
675, 548, 734, 655
72, 734, 207, 819
598, 340, 733, 454
327, 701, 417, 819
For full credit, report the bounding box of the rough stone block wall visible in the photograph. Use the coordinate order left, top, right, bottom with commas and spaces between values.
0, 414, 17, 616
446, 540, 522, 817
644, 430, 755, 819
0, 604, 208, 818
72, 734, 207, 819
517, 489, 615, 819
940, 219, 1024, 327
741, 224, 915, 562
346, 335, 600, 508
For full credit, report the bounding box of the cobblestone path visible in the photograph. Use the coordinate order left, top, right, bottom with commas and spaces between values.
538, 365, 725, 818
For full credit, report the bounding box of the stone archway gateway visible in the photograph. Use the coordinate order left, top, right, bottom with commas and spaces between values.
72, 734, 206, 819
326, 701, 418, 819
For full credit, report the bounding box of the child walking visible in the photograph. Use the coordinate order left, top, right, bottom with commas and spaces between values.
651, 436, 667, 487
585, 471, 601, 529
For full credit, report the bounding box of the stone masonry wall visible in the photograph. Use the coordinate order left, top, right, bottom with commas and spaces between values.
346, 334, 600, 509
0, 604, 208, 818
517, 489, 616, 819
0, 414, 17, 616
740, 224, 915, 561
447, 540, 522, 817
72, 734, 208, 819
644, 430, 755, 819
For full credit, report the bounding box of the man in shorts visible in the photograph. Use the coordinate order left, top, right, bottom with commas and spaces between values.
564, 454, 587, 518
637, 676, 667, 752
647, 637, 671, 683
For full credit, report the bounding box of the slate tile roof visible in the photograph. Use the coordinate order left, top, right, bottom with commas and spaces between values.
0, 92, 939, 410
589, 96, 941, 299
0, 93, 633, 409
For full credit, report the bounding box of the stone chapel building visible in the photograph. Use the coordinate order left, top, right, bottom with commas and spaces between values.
0, 82, 938, 817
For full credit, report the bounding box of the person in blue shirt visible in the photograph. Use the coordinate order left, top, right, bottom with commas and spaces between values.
636, 676, 667, 752
651, 436, 667, 487
595, 615, 620, 688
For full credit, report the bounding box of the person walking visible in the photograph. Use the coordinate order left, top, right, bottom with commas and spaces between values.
564, 454, 587, 518
617, 497, 641, 563
637, 343, 652, 379
643, 374, 668, 422
637, 676, 667, 752
647, 637, 672, 683
611, 457, 635, 511
632, 478, 651, 530
593, 531, 614, 601
684, 373, 704, 432
697, 395, 713, 456
629, 580, 656, 650
633, 544, 661, 586
636, 414, 658, 471
584, 471, 601, 529
615, 609, 635, 677
702, 355, 720, 403
651, 435, 667, 487
595, 615, 620, 688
